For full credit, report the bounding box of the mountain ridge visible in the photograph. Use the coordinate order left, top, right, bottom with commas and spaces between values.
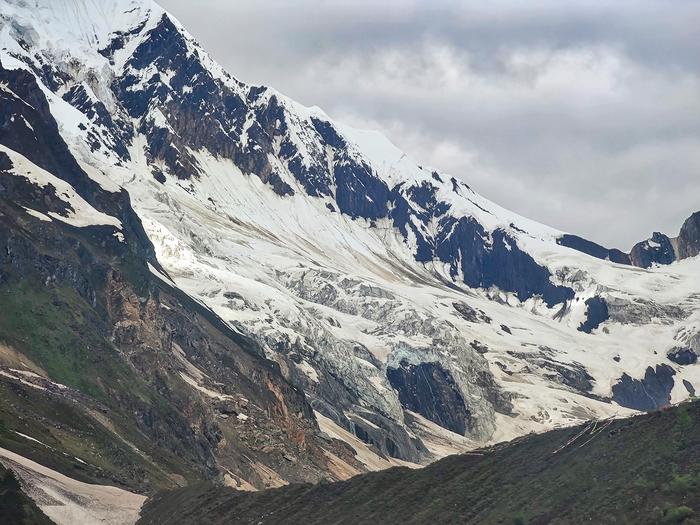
137, 399, 700, 525
1, 1, 699, 518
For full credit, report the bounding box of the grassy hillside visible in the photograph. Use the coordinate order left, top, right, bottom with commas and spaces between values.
0, 279, 208, 491
139, 400, 700, 525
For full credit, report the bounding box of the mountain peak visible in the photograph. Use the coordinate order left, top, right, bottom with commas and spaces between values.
1, 0, 159, 48
1, 1, 700, 510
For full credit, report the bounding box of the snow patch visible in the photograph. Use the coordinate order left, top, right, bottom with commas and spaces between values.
1, 145, 122, 229
0, 446, 146, 525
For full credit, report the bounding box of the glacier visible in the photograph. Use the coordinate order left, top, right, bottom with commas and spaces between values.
1, 0, 699, 469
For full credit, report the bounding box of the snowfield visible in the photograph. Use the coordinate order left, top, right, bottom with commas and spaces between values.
0, 447, 146, 525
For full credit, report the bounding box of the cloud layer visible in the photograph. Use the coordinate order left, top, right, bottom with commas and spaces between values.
160, 0, 700, 249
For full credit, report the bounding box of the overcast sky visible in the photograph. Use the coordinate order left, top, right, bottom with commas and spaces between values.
160, 0, 700, 249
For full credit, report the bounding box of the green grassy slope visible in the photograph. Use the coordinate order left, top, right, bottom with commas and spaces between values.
139, 400, 700, 525
0, 280, 205, 491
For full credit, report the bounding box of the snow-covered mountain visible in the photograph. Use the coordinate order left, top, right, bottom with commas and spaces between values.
2, 0, 700, 478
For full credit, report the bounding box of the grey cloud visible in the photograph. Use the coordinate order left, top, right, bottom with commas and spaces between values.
160, 0, 700, 249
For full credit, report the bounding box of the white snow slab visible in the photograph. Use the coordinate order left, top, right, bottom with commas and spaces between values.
0, 145, 122, 229
0, 447, 146, 525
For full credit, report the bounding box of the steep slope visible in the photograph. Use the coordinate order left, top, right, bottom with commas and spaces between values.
139, 399, 700, 525
0, 465, 54, 525
629, 213, 700, 268
1, 0, 700, 478
0, 448, 142, 525
0, 27, 368, 507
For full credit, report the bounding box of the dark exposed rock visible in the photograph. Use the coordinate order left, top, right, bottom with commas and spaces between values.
264, 172, 295, 197
606, 296, 687, 325
347, 412, 428, 462
0, 62, 159, 269
683, 380, 696, 396
99, 17, 149, 61
540, 361, 595, 393
62, 83, 132, 160
612, 364, 676, 411
507, 348, 594, 394
667, 347, 698, 366
559, 211, 700, 269
267, 332, 431, 464
334, 162, 390, 220
452, 301, 491, 323
388, 183, 574, 305
0, 170, 75, 218
435, 219, 574, 307
557, 234, 631, 265
500, 324, 512, 334
116, 15, 254, 184
311, 117, 346, 149
630, 232, 676, 268
495, 362, 512, 376
677, 211, 700, 260
387, 360, 471, 435
388, 184, 436, 262
578, 296, 609, 333
472, 369, 514, 415
0, 150, 11, 171
152, 168, 166, 184
470, 340, 489, 354
351, 343, 382, 369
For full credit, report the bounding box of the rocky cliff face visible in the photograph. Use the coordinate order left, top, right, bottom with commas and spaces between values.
0, 55, 363, 494
559, 216, 700, 270
631, 232, 680, 269
1, 0, 700, 511
677, 212, 700, 260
